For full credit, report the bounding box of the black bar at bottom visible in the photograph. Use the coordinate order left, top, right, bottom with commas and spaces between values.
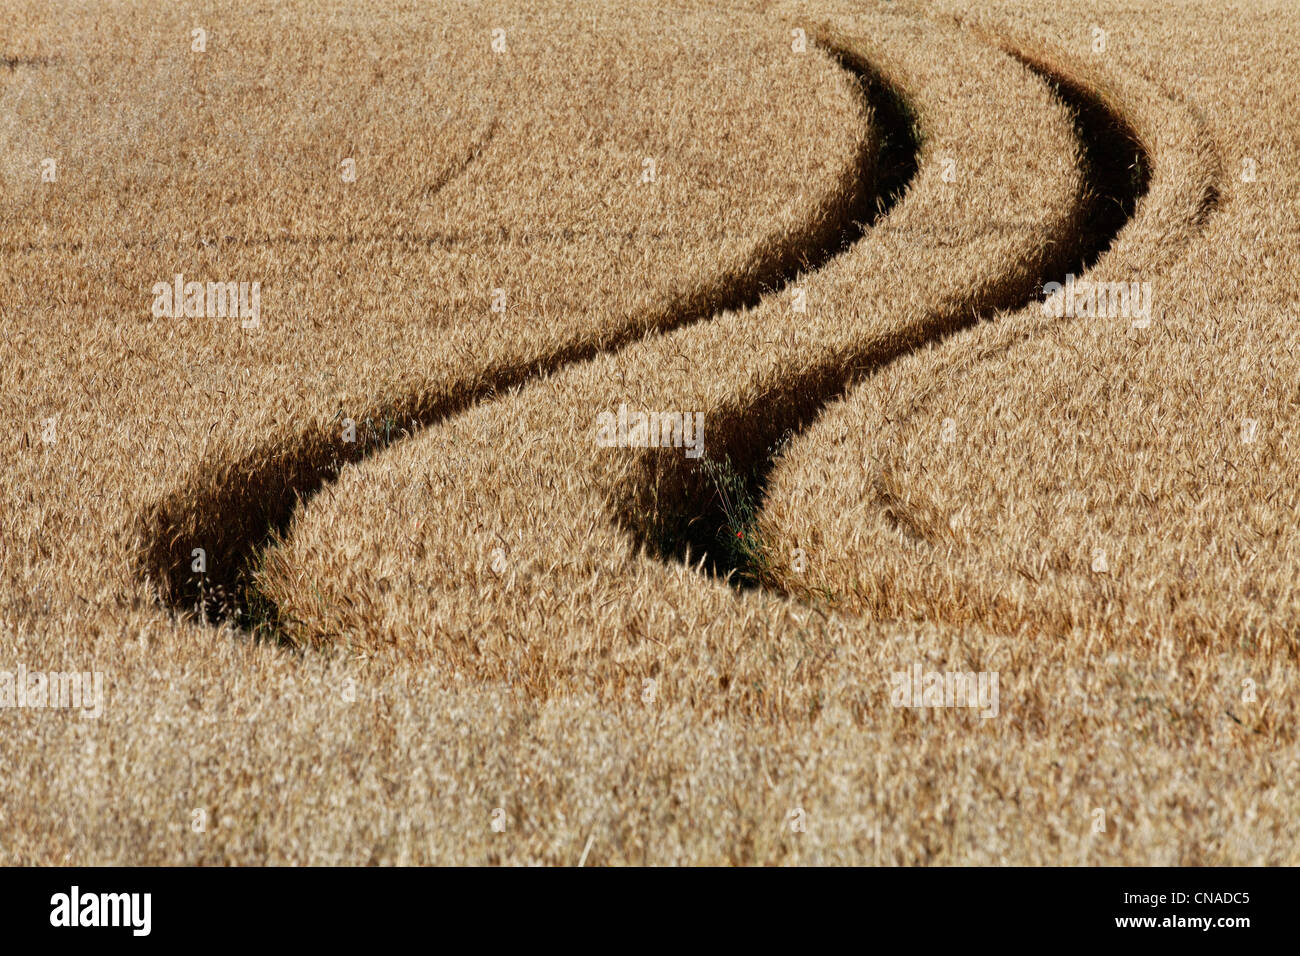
0, 866, 1276, 944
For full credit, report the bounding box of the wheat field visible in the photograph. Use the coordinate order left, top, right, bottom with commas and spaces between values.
1, 0, 1296, 865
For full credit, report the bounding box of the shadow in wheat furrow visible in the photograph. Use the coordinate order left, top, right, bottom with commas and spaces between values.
631, 45, 1152, 584
136, 47, 917, 635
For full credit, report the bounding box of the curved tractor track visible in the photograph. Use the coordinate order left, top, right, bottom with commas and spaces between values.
138, 30, 909, 629
140, 14, 1215, 716
757, 19, 1224, 636
646, 39, 1153, 583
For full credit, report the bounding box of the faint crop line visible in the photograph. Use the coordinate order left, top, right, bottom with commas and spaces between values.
425, 118, 497, 199
0, 120, 500, 257
0, 55, 60, 70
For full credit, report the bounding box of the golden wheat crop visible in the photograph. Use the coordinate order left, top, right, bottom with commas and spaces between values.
0, 0, 1296, 865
